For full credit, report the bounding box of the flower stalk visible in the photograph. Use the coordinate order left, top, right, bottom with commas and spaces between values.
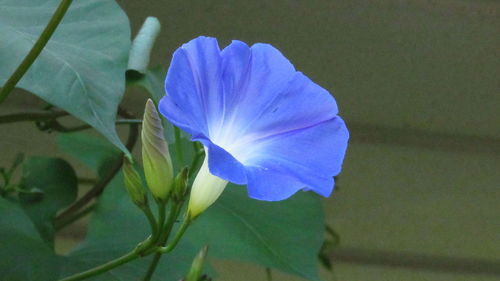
58, 239, 150, 281
141, 201, 184, 281
158, 217, 191, 253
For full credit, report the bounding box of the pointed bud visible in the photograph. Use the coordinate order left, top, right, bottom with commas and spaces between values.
185, 246, 209, 281
188, 157, 228, 219
122, 156, 147, 208
127, 17, 161, 75
173, 167, 189, 203
142, 99, 174, 201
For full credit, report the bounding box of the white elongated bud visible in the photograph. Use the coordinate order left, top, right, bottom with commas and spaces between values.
127, 17, 161, 74
142, 99, 174, 201
188, 156, 228, 219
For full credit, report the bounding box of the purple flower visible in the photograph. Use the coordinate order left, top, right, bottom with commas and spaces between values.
159, 36, 348, 204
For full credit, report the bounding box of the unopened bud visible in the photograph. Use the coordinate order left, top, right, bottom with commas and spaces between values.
188, 157, 228, 219
127, 17, 161, 75
185, 246, 209, 281
142, 99, 174, 201
173, 167, 189, 203
123, 156, 147, 207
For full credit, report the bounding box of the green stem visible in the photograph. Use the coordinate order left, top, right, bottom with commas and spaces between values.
155, 203, 166, 240
158, 217, 191, 253
189, 142, 204, 176
141, 254, 162, 281
0, 0, 74, 104
142, 203, 182, 281
58, 249, 139, 281
141, 206, 158, 239
174, 126, 183, 166
163, 203, 182, 239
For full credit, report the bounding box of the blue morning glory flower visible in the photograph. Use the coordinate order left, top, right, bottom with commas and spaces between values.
159, 36, 348, 205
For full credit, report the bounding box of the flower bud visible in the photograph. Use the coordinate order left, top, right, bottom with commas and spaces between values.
185, 246, 209, 281
188, 157, 228, 219
122, 156, 147, 208
142, 99, 174, 201
127, 17, 161, 75
172, 167, 189, 203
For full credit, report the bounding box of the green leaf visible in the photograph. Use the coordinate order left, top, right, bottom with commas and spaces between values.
0, 0, 131, 153
57, 132, 121, 176
19, 157, 78, 246
59, 174, 199, 281
128, 66, 166, 104
187, 185, 325, 281
0, 197, 60, 281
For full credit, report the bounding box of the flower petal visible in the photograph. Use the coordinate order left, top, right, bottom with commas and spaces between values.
238, 71, 339, 138
208, 42, 297, 147
243, 117, 349, 201
209, 42, 339, 162
160, 36, 223, 138
194, 137, 248, 185
245, 166, 313, 201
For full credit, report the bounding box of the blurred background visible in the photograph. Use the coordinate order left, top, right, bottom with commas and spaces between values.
2, 0, 499, 280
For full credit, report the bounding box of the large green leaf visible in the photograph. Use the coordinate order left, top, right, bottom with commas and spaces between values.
0, 197, 60, 281
19, 157, 78, 246
187, 185, 325, 281
0, 0, 131, 153
57, 132, 121, 176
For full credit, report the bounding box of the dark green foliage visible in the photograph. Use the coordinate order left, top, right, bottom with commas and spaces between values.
19, 157, 78, 246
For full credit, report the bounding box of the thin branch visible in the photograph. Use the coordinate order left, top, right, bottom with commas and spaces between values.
55, 203, 96, 231
265, 268, 273, 281
77, 178, 97, 185
54, 154, 123, 224
55, 106, 139, 225
46, 118, 142, 133
0, 110, 68, 124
